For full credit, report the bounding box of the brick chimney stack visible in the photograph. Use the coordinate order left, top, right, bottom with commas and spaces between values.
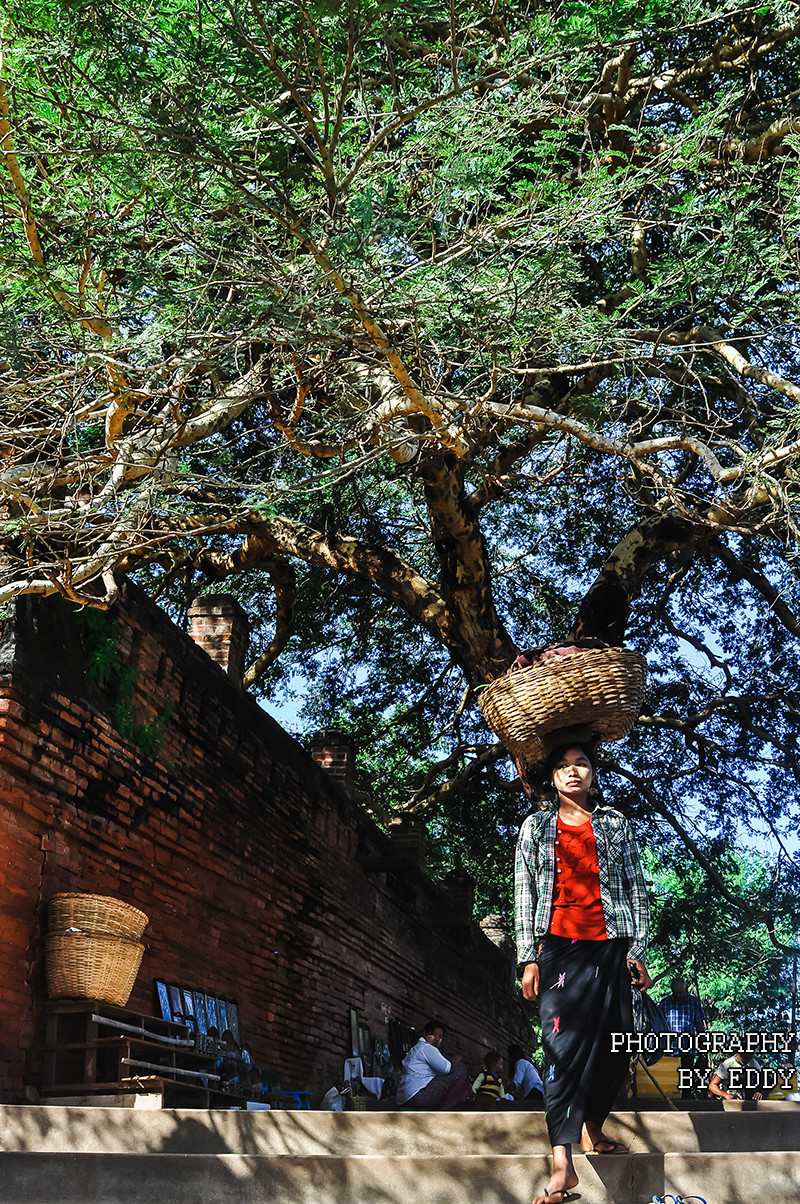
479, 913, 515, 981
479, 913, 511, 950
187, 595, 249, 685
443, 867, 475, 915
310, 728, 356, 797
387, 814, 428, 869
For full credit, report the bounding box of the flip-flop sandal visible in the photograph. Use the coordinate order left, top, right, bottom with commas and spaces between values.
534, 1191, 581, 1204
587, 1139, 627, 1154
649, 1197, 707, 1204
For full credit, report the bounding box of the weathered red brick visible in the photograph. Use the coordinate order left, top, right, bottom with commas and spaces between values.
0, 587, 527, 1104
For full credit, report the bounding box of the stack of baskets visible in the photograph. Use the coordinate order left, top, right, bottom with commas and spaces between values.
45, 893, 149, 1007
478, 646, 647, 762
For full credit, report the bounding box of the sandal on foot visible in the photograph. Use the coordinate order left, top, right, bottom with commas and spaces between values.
586, 1138, 627, 1154
533, 1191, 581, 1204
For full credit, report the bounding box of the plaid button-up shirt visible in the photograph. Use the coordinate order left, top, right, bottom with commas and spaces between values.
514, 803, 649, 966
658, 992, 705, 1035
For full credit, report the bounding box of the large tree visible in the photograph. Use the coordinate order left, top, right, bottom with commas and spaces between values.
3, 1, 800, 945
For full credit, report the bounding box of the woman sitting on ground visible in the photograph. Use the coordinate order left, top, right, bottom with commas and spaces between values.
508, 1043, 544, 1101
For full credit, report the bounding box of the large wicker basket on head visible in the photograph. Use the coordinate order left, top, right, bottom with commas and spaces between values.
46, 893, 148, 1007
478, 646, 647, 762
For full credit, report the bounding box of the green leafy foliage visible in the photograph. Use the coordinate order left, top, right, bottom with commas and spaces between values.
72, 607, 173, 756
644, 845, 799, 1031
3, 1, 800, 1022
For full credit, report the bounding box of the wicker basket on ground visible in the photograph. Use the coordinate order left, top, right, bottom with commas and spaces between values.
45, 931, 145, 1006
46, 893, 148, 1006
478, 646, 647, 763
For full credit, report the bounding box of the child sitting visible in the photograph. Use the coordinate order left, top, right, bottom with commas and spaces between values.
472, 1050, 505, 1109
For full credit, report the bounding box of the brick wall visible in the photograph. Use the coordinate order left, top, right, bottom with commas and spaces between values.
0, 586, 529, 1103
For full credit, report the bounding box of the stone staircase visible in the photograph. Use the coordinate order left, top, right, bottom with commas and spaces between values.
1, 1102, 800, 1203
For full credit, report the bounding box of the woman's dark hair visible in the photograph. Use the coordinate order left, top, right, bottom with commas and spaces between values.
423, 1018, 446, 1036
533, 741, 602, 803
508, 1044, 525, 1074
544, 741, 598, 779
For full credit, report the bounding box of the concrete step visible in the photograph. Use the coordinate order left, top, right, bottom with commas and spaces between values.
2, 1150, 800, 1204
2, 1105, 800, 1203
2, 1103, 800, 1155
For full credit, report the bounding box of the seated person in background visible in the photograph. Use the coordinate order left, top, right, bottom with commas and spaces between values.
709, 1050, 763, 1101
397, 1019, 473, 1108
473, 1051, 505, 1108
508, 1043, 544, 1101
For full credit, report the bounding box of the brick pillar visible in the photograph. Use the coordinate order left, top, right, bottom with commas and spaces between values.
479, 913, 513, 949
479, 913, 515, 981
387, 815, 427, 868
187, 594, 249, 685
310, 728, 355, 797
443, 867, 475, 915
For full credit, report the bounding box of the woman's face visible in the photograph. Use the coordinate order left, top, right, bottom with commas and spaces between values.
551, 747, 594, 798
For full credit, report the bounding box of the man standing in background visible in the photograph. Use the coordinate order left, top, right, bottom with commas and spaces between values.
659, 976, 706, 1098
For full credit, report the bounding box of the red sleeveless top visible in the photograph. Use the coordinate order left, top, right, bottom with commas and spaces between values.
549, 816, 608, 941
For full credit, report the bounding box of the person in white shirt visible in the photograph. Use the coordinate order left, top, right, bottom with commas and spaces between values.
508, 1043, 544, 1101
709, 1050, 764, 1101
396, 1019, 472, 1107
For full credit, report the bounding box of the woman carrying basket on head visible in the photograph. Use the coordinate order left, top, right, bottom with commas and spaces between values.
514, 730, 651, 1204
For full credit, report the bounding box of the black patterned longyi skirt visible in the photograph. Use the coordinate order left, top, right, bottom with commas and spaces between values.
537, 934, 633, 1146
